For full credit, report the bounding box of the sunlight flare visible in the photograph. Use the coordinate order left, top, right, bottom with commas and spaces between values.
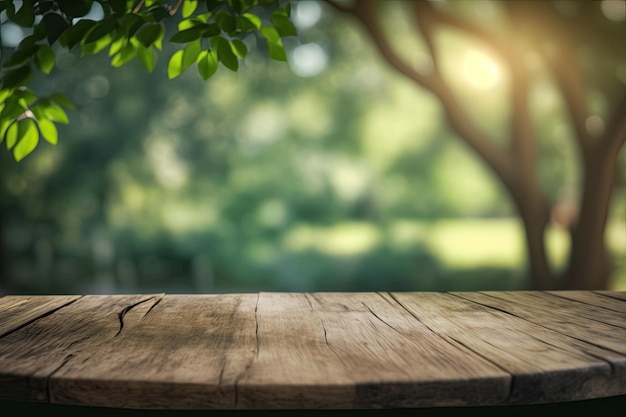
463, 51, 501, 89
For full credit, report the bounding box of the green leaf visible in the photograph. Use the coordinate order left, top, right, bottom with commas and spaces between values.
38, 1, 56, 14
202, 23, 221, 38
271, 9, 297, 37
178, 18, 198, 31
50, 93, 76, 110
58, 20, 97, 49
58, 0, 94, 18
267, 40, 286, 62
227, 0, 243, 14
169, 26, 208, 43
13, 118, 39, 162
83, 17, 117, 44
241, 13, 262, 30
230, 39, 247, 58
0, 118, 11, 144
182, 0, 198, 18
167, 50, 184, 79
14, 89, 37, 107
110, 0, 131, 14
120, 13, 146, 37
197, 49, 218, 80
0, 89, 11, 104
17, 35, 39, 50
236, 15, 257, 32
41, 13, 70, 45
37, 118, 58, 145
135, 23, 164, 48
7, 0, 35, 27
33, 20, 48, 41
206, 0, 221, 11
215, 10, 236, 33
0, 97, 27, 120
1, 66, 34, 90
212, 36, 238, 71
111, 42, 136, 67
39, 100, 69, 124
2, 46, 38, 68
5, 122, 19, 150
149, 6, 170, 22
81, 34, 113, 56
109, 35, 126, 56
260, 26, 280, 43
35, 45, 55, 74
136, 44, 156, 73
182, 40, 202, 73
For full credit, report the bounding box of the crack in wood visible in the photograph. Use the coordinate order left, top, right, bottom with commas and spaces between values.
593, 291, 626, 303
303, 293, 348, 368
388, 293, 515, 398
455, 291, 626, 386
46, 354, 74, 402
458, 292, 626, 362
362, 302, 405, 337
115, 295, 163, 337
234, 293, 261, 410
142, 295, 164, 320
218, 360, 226, 386
0, 297, 82, 339
541, 292, 626, 329
254, 294, 259, 359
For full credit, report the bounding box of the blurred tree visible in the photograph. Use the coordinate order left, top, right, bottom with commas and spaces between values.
328, 0, 626, 290
1, 0, 624, 291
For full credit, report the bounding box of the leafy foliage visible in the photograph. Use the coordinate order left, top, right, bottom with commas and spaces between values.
0, 0, 295, 161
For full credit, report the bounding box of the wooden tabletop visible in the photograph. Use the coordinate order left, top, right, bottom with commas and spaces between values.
0, 291, 625, 410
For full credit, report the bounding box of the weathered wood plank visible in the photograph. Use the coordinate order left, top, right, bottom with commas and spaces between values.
2, 292, 625, 410
0, 294, 162, 403
235, 292, 355, 409
305, 292, 510, 408
237, 292, 509, 409
595, 291, 626, 302
457, 291, 626, 353
394, 292, 626, 404
0, 296, 81, 337
49, 294, 257, 410
549, 291, 626, 314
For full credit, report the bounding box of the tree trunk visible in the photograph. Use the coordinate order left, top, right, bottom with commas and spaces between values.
509, 189, 558, 290
564, 146, 618, 290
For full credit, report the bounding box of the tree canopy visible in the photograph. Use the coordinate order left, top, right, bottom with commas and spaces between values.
0, 0, 293, 161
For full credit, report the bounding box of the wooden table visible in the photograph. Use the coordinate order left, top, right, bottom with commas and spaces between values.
1, 291, 625, 412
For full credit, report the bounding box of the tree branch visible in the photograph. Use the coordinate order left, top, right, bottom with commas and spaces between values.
419, 0, 510, 62
326, 0, 515, 187
602, 94, 626, 155
504, 2, 591, 153
410, 1, 439, 74
132, 0, 145, 14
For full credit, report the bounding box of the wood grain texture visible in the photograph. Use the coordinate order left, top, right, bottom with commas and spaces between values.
455, 291, 626, 353
0, 291, 625, 410
237, 292, 509, 409
393, 292, 626, 404
0, 294, 162, 402
0, 295, 81, 337
595, 290, 626, 302
548, 291, 626, 314
49, 293, 257, 410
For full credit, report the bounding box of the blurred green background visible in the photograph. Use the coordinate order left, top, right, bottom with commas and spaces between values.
0, 0, 624, 295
